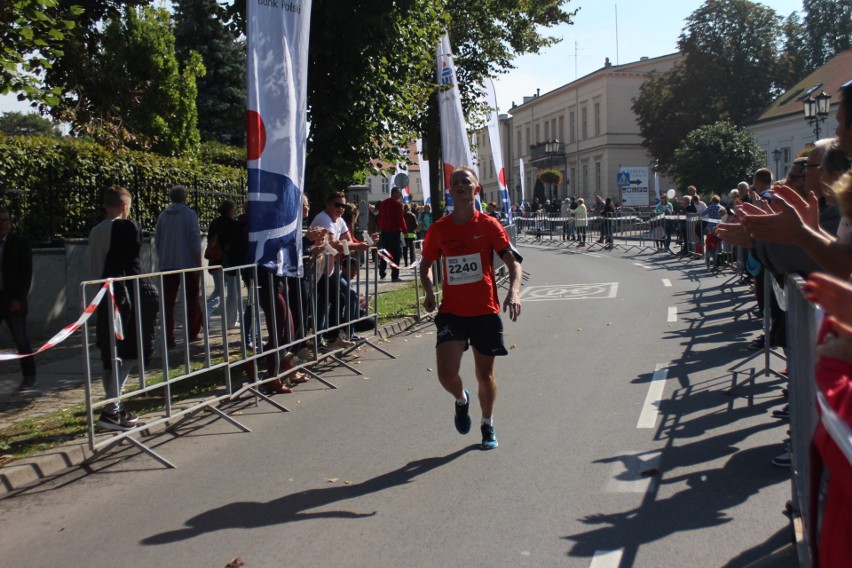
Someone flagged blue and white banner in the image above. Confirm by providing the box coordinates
[437,32,473,215]
[247,0,313,277]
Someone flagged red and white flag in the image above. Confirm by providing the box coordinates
[437,33,473,214]
[483,79,511,223]
[416,138,431,205]
[247,0,313,277]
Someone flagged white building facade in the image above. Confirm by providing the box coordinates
[477,54,683,209]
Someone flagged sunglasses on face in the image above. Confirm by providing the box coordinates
[802,163,822,170]
[333,202,346,209]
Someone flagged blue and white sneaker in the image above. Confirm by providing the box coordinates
[454,390,471,435]
[481,424,498,450]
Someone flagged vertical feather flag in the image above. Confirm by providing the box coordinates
[437,33,473,214]
[483,79,512,223]
[246,0,313,277]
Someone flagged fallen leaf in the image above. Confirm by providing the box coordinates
[327,478,339,483]
[577,328,583,331]
[510,344,517,349]
[344,480,352,485]
[226,558,245,568]
[426,368,433,372]
[58,527,65,532]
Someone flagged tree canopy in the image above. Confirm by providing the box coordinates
[673,121,764,194]
[174,0,246,147]
[0,111,62,137]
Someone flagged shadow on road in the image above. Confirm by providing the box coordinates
[141,445,477,545]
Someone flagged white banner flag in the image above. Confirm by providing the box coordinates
[416,138,431,204]
[437,33,473,214]
[519,158,526,207]
[483,79,511,223]
[247,0,313,277]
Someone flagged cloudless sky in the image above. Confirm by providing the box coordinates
[1,0,806,120]
[492,0,804,113]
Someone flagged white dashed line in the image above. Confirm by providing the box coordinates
[633,262,650,269]
[637,364,669,429]
[667,306,677,322]
[590,549,624,568]
[662,278,672,287]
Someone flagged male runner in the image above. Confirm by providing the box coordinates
[420,166,523,450]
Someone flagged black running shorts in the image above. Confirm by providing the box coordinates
[434,313,508,356]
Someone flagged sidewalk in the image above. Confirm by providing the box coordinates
[0,273,419,491]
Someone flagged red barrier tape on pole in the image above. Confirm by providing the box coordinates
[0,279,123,361]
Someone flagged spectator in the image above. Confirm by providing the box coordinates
[403,203,418,266]
[573,197,588,246]
[602,197,616,248]
[89,186,160,430]
[155,185,203,348]
[310,191,370,349]
[377,187,406,282]
[654,194,674,251]
[205,200,239,328]
[416,203,433,239]
[0,207,36,392]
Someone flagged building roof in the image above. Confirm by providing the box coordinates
[510,52,684,110]
[755,50,852,123]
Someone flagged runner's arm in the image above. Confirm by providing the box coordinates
[500,249,522,321]
[420,258,437,313]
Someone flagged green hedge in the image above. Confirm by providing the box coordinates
[0,135,247,244]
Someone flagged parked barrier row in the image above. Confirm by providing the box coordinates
[79,244,395,468]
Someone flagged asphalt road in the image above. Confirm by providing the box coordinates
[0,244,794,568]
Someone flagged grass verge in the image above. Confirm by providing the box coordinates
[1,287,422,465]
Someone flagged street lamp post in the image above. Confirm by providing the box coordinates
[803,90,832,140]
[772,147,781,180]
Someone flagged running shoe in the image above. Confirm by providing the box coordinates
[454,389,471,435]
[97,411,136,432]
[481,424,498,450]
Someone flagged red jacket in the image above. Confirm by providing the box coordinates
[378,198,406,232]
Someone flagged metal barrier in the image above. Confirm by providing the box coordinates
[785,275,820,566]
[79,244,394,468]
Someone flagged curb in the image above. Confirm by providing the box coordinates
[0,316,423,498]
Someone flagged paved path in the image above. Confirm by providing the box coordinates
[0,245,795,567]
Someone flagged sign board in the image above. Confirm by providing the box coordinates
[617,167,649,206]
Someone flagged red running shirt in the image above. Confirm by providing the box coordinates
[421,211,511,317]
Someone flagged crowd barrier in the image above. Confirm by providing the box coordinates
[79,243,394,468]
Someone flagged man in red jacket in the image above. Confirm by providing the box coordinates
[378,187,407,282]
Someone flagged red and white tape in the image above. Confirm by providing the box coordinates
[0,279,123,361]
[377,249,421,270]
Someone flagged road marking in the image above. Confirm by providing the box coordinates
[667,306,677,322]
[590,549,624,568]
[633,262,649,269]
[637,364,669,429]
[519,283,618,302]
[662,278,672,287]
[604,450,662,493]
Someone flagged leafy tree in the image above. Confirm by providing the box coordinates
[174,0,246,146]
[673,121,763,194]
[226,0,574,209]
[633,0,783,173]
[0,0,83,105]
[777,12,809,88]
[48,6,204,155]
[803,0,852,69]
[0,111,62,137]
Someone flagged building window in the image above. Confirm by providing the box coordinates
[544,121,550,141]
[558,116,564,142]
[581,107,588,139]
[570,167,576,190]
[595,162,601,191]
[582,164,589,193]
[525,127,530,150]
[381,177,389,194]
[534,123,540,144]
[782,147,791,177]
[594,102,601,136]
[569,112,576,143]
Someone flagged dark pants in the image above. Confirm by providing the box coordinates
[379,231,402,280]
[0,292,35,380]
[258,274,295,374]
[162,272,202,345]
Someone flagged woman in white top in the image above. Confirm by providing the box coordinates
[572,198,588,246]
